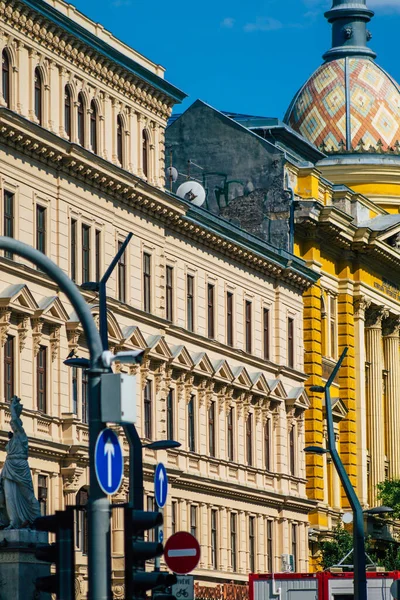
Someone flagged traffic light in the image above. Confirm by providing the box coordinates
[34,506,75,599]
[124,506,177,600]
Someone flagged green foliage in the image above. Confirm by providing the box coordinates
[377,479,400,520]
[319,525,353,569]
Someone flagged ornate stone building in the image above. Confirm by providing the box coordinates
[0,0,318,595]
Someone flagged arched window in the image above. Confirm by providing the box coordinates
[117,114,123,165]
[90,100,98,153]
[34,68,43,124]
[142,129,149,178]
[64,85,72,140]
[77,92,85,146]
[2,50,10,107]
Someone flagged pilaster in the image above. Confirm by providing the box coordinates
[382,315,400,479]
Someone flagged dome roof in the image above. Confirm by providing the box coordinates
[285,58,400,153]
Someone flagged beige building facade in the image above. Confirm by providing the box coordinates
[0,0,318,596]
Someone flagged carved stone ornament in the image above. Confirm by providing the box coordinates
[50,326,61,362]
[185,374,195,404]
[61,466,84,494]
[0,308,11,347]
[366,29,372,41]
[382,315,400,338]
[18,315,29,352]
[197,378,207,407]
[343,26,353,40]
[140,356,150,390]
[365,306,389,329]
[155,363,166,396]
[205,380,215,409]
[31,317,43,356]
[353,296,371,320]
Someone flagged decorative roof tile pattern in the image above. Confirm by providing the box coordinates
[285,58,400,153]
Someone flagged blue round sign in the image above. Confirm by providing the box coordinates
[154,462,168,508]
[95,428,123,495]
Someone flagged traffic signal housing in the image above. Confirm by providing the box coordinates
[34,506,75,599]
[124,506,177,600]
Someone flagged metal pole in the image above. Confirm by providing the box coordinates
[0,237,112,600]
[324,348,367,600]
[123,423,144,510]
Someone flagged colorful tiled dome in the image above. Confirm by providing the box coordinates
[285,58,400,153]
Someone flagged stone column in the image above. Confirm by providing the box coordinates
[353,297,370,506]
[383,316,400,478]
[365,306,388,505]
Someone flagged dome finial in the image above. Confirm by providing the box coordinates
[323,0,376,61]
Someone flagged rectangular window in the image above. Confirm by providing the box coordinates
[4,191,14,259]
[264,418,271,471]
[76,488,89,555]
[166,265,173,321]
[82,370,88,424]
[245,300,252,353]
[4,335,14,402]
[207,284,215,339]
[95,229,101,283]
[117,241,126,303]
[167,388,174,440]
[71,219,77,282]
[36,205,46,254]
[72,366,78,414]
[249,516,256,572]
[208,401,215,457]
[288,317,294,368]
[144,380,152,439]
[263,308,270,360]
[230,513,237,572]
[188,395,195,452]
[190,505,197,538]
[82,224,91,283]
[291,523,298,570]
[227,292,233,346]
[37,346,47,412]
[246,413,253,467]
[171,500,177,535]
[289,426,295,476]
[330,296,337,359]
[227,407,234,462]
[146,496,155,542]
[211,509,218,569]
[143,253,151,313]
[267,520,273,572]
[38,475,48,517]
[187,275,194,332]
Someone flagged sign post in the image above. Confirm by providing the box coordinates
[154,463,168,572]
[164,532,201,575]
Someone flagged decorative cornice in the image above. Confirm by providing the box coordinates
[0,0,183,118]
[0,108,316,291]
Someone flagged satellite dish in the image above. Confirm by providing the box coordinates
[166,166,178,182]
[342,512,353,524]
[177,181,206,207]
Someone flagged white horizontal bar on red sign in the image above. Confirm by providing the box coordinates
[167,549,197,557]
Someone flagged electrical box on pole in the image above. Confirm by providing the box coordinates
[101,372,137,423]
[124,506,177,600]
[34,506,75,599]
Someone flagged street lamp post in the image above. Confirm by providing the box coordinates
[306,347,367,600]
[0,237,111,600]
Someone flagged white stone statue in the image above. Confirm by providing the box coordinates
[0,396,41,529]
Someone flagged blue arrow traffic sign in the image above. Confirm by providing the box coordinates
[95,428,123,495]
[154,462,168,508]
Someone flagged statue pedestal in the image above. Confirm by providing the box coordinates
[0,529,51,599]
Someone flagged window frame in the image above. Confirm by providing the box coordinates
[77,92,85,146]
[226,291,233,346]
[167,388,174,440]
[34,67,43,125]
[249,515,256,572]
[190,505,197,538]
[82,223,91,283]
[166,265,174,322]
[71,218,77,282]
[208,400,216,458]
[245,299,252,353]
[267,520,273,572]
[82,369,89,424]
[37,345,47,413]
[211,508,218,569]
[117,240,126,303]
[230,512,237,572]
[4,190,14,259]
[38,474,48,516]
[117,114,124,166]
[90,100,98,153]
[288,316,295,368]
[264,418,271,471]
[246,412,253,467]
[227,406,234,462]
[64,85,72,140]
[143,252,151,313]
[188,394,196,452]
[4,335,14,403]
[2,49,10,108]
[263,307,270,361]
[144,379,153,440]
[187,274,195,332]
[36,204,46,255]
[207,283,215,339]
[142,129,149,178]
[289,425,296,477]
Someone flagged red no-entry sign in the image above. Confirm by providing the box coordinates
[164,531,201,574]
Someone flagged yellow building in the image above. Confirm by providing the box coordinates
[284,0,400,559]
[0,0,320,595]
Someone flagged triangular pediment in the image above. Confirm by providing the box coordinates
[327,397,348,422]
[170,345,194,370]
[37,296,69,324]
[250,372,271,395]
[123,326,147,349]
[286,387,310,411]
[191,352,214,377]
[0,283,38,314]
[147,335,172,361]
[232,366,253,389]
[268,379,287,399]
[212,359,234,383]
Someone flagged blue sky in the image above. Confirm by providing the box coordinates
[69,0,400,119]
